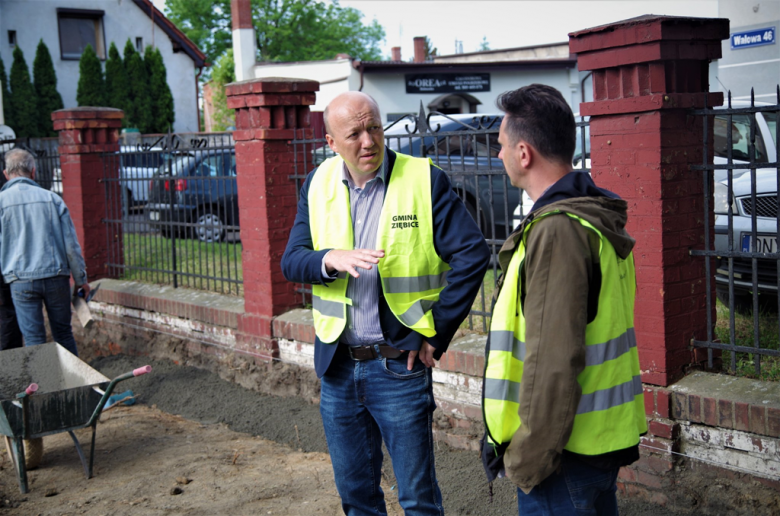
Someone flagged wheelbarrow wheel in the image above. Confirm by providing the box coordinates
[4,436,43,470]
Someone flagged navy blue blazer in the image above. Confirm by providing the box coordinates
[281,148,491,378]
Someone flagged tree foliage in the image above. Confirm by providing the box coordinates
[165,0,385,71]
[478,36,490,52]
[33,40,63,137]
[124,45,153,133]
[76,44,106,107]
[105,42,131,126]
[209,49,235,132]
[0,54,13,130]
[423,36,437,60]
[145,46,175,133]
[9,46,38,137]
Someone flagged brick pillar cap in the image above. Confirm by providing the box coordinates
[52,107,124,122]
[569,14,729,54]
[225,77,320,97]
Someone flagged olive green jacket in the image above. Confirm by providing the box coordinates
[497,196,635,493]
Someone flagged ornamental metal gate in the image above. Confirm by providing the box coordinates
[690,90,780,379]
[102,132,242,295]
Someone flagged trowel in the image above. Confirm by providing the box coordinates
[71,283,100,328]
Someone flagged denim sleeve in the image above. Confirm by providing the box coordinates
[58,199,87,285]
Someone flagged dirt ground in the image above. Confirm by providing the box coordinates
[0,356,730,515]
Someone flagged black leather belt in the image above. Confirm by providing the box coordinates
[345,344,405,361]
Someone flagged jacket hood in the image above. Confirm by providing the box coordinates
[525,172,634,259]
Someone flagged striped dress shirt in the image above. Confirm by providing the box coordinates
[321,156,388,346]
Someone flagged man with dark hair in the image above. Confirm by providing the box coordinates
[282,91,490,515]
[0,148,88,356]
[481,84,647,515]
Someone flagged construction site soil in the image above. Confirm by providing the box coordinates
[0,355,770,515]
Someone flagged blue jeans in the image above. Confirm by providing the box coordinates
[517,454,619,516]
[320,346,443,515]
[10,276,78,356]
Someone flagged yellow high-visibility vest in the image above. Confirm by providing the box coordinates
[483,211,647,456]
[308,154,451,343]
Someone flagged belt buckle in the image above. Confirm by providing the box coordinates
[347,345,377,361]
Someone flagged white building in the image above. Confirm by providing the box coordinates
[0,0,207,133]
[251,39,591,124]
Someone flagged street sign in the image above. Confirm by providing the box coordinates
[731,27,776,50]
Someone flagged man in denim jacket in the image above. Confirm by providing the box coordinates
[0,149,89,356]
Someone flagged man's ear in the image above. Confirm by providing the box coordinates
[30,167,35,180]
[325,134,338,154]
[2,170,7,181]
[516,141,533,170]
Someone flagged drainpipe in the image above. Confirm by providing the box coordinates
[580,71,592,106]
[196,66,204,132]
[356,61,364,91]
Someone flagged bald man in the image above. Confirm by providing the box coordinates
[282,92,489,515]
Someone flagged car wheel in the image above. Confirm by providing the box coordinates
[195,207,226,243]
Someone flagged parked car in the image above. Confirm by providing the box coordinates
[51,146,164,207]
[146,150,238,243]
[714,167,779,312]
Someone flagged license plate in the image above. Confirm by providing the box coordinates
[149,211,160,221]
[741,233,778,253]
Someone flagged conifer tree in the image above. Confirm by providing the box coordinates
[9,46,38,137]
[76,44,106,107]
[123,39,136,65]
[33,40,63,137]
[145,47,174,133]
[0,54,13,130]
[125,51,153,133]
[105,42,130,126]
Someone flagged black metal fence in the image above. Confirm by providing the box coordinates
[291,110,591,332]
[0,137,61,193]
[103,132,242,295]
[690,89,780,378]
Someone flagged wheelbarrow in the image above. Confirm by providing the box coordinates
[0,343,151,493]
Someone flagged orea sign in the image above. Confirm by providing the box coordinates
[405,74,490,94]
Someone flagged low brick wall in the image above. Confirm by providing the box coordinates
[77,280,780,514]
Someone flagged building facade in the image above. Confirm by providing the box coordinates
[251,40,592,123]
[717,0,780,102]
[0,0,207,132]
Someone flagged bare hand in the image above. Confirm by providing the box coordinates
[79,283,91,299]
[325,249,385,279]
[407,341,437,370]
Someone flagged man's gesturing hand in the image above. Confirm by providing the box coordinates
[324,249,385,279]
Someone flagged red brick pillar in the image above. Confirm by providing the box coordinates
[226,78,318,360]
[569,16,729,386]
[52,107,124,281]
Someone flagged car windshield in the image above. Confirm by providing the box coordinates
[157,153,196,176]
[714,114,770,162]
[764,111,777,146]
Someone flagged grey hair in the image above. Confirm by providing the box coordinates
[4,148,35,178]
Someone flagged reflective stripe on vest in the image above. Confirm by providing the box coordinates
[307,153,450,343]
[483,210,647,457]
